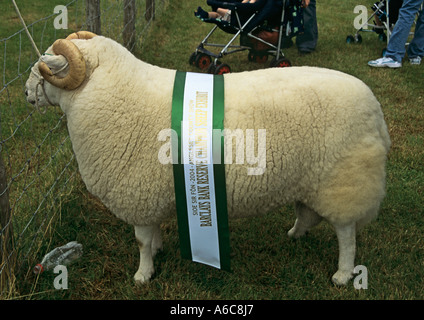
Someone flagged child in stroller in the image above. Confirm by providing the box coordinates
[195,0,256,22]
[190,0,306,74]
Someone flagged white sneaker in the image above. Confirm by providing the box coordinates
[368,57,402,68]
[409,56,422,65]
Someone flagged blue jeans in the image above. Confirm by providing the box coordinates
[296,0,318,52]
[386,0,424,62]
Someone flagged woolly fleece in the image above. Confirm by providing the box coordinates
[55,36,390,229]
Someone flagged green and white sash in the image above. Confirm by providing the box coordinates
[171,71,230,271]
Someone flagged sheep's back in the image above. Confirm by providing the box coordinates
[64,43,389,225]
[222,66,390,218]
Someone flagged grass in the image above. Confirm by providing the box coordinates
[0,0,79,299]
[1,0,423,300]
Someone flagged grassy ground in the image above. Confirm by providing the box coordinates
[2,0,423,299]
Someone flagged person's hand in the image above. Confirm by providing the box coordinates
[302,0,310,8]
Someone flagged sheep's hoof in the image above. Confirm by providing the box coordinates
[287,227,305,239]
[287,221,308,239]
[331,270,353,286]
[134,269,154,286]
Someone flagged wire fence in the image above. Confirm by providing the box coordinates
[0,0,167,297]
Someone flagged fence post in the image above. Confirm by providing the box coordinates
[0,152,15,295]
[86,0,101,35]
[123,0,136,50]
[145,0,155,21]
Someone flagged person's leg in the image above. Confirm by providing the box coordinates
[385,0,424,62]
[296,0,318,53]
[216,8,229,17]
[407,5,424,61]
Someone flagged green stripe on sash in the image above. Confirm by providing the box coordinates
[171,71,192,261]
[212,75,230,271]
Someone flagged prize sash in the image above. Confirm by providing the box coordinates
[171,71,230,271]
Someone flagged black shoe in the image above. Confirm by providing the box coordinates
[194,7,209,20]
[298,48,313,55]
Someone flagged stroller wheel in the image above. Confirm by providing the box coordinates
[214,64,231,75]
[346,34,362,44]
[346,35,355,44]
[195,53,212,70]
[270,57,291,68]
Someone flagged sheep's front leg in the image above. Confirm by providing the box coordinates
[134,225,156,284]
[332,223,356,286]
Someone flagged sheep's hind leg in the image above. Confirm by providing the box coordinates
[331,223,356,286]
[151,224,163,257]
[134,225,155,284]
[288,202,323,239]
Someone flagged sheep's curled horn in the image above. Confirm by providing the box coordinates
[38,31,97,90]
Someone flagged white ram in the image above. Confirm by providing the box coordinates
[25,32,391,286]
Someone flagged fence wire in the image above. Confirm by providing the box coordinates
[0,0,166,297]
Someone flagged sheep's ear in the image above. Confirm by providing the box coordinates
[41,53,68,73]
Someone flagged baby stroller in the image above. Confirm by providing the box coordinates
[346,0,403,46]
[189,0,305,74]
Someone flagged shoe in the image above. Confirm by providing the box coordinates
[409,56,422,65]
[368,57,402,68]
[194,7,208,20]
[298,48,313,55]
